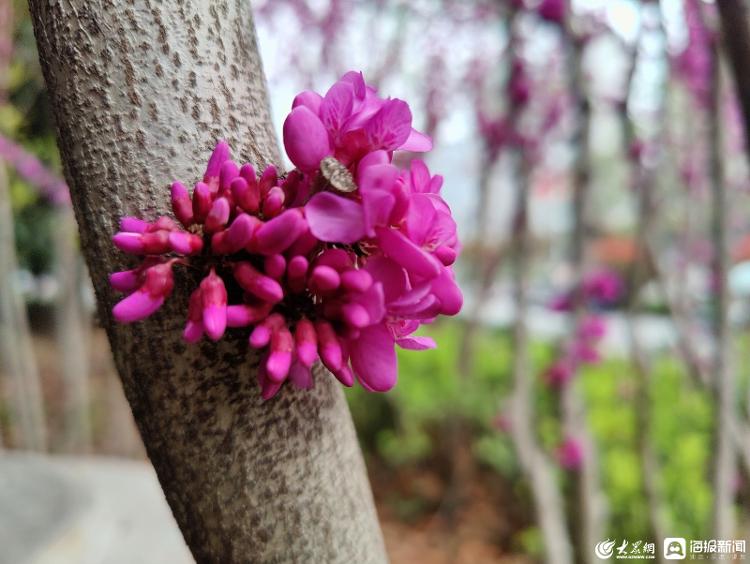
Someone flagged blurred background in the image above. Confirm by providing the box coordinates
[2,0,749,562]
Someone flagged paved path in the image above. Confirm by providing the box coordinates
[0,453,193,564]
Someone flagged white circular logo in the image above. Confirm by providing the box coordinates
[595,539,617,559]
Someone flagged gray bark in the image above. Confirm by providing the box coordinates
[562,16,607,561]
[0,164,48,451]
[508,152,573,564]
[28,1,387,562]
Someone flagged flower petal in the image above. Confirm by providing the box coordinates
[283,106,332,172]
[306,192,365,244]
[112,290,164,323]
[375,226,441,280]
[364,98,412,151]
[320,81,355,136]
[350,324,397,392]
[400,128,433,152]
[396,336,437,350]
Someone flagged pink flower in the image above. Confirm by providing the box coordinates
[283,71,432,172]
[582,269,623,305]
[556,437,584,470]
[676,0,714,108]
[538,0,565,24]
[110,81,461,400]
[550,269,623,311]
[544,359,575,388]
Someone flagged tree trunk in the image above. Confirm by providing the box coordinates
[0,164,48,451]
[28,2,387,562]
[707,40,736,539]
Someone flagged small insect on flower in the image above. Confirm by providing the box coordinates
[320,156,357,193]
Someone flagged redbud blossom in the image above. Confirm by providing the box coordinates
[110,72,463,398]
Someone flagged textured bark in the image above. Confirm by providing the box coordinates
[0,164,48,451]
[508,153,573,564]
[562,17,607,562]
[28,2,387,562]
[621,9,668,559]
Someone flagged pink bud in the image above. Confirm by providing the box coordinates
[294,318,318,367]
[309,265,341,293]
[258,363,283,401]
[342,302,370,328]
[286,228,319,257]
[113,232,145,254]
[142,262,175,296]
[287,255,309,293]
[200,269,227,341]
[283,106,333,172]
[120,217,149,233]
[171,182,194,227]
[212,213,259,254]
[267,326,293,382]
[249,314,284,349]
[239,163,257,185]
[314,248,353,272]
[205,197,230,233]
[233,262,284,303]
[113,290,165,323]
[140,231,171,254]
[341,269,373,293]
[226,303,272,327]
[333,365,354,387]
[435,246,457,266]
[262,186,285,218]
[109,269,141,292]
[149,217,178,232]
[231,176,260,214]
[250,324,272,348]
[168,231,203,255]
[204,140,230,187]
[315,320,343,372]
[258,165,278,198]
[183,288,204,343]
[254,209,307,255]
[264,254,286,280]
[219,160,240,192]
[192,182,213,223]
[113,262,174,323]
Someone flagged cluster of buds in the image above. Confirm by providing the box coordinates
[550,269,623,312]
[544,270,622,388]
[111,71,462,399]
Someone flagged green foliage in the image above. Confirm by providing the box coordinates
[347,319,718,544]
[2,1,62,275]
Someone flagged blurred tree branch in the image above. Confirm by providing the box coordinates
[716,0,750,163]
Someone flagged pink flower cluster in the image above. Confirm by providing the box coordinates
[110,72,462,399]
[0,135,70,206]
[556,436,584,470]
[676,0,714,109]
[550,269,623,312]
[544,270,620,388]
[544,315,607,388]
